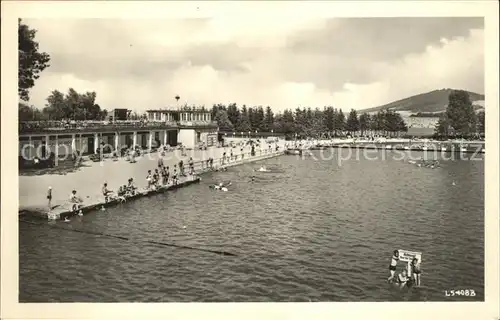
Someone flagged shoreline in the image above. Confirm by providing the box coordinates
[19,148,285,220]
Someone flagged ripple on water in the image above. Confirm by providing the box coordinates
[19,151,484,301]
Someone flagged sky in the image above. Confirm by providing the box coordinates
[24,17,484,113]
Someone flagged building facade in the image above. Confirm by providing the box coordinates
[19,108,219,163]
[145,107,218,149]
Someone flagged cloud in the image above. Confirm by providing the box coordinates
[25,17,484,112]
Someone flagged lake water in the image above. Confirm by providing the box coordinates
[19,149,484,302]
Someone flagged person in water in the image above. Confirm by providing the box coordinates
[411,257,421,287]
[388,250,400,282]
[397,269,409,288]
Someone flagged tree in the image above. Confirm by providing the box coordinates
[43,88,107,120]
[323,106,335,134]
[214,109,234,131]
[434,114,450,137]
[18,19,51,102]
[345,109,360,134]
[254,106,265,132]
[334,108,346,135]
[446,90,477,137]
[226,103,241,130]
[359,113,370,136]
[238,105,251,132]
[263,106,274,132]
[477,111,485,136]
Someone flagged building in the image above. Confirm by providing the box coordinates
[19,107,219,163]
[108,108,129,121]
[145,107,218,149]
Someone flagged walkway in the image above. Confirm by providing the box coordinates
[19,142,285,213]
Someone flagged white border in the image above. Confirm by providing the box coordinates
[2,1,499,320]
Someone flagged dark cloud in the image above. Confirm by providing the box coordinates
[287,18,483,59]
[181,43,262,73]
[281,17,483,90]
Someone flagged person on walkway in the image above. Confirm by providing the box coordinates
[69,190,82,213]
[47,186,52,212]
[157,156,163,169]
[387,250,400,282]
[165,166,170,185]
[172,166,178,185]
[188,157,194,174]
[153,169,160,187]
[127,178,137,195]
[146,170,153,189]
[161,166,168,185]
[179,160,184,176]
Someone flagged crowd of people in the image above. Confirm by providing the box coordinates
[47,139,283,218]
[387,250,422,289]
[19,119,177,133]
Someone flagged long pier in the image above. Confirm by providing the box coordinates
[287,140,485,154]
[19,149,284,221]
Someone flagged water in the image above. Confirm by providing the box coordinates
[19,149,484,302]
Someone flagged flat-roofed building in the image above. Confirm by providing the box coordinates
[18,106,219,165]
[145,106,217,149]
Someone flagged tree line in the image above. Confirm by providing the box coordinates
[211,104,408,138]
[19,88,108,121]
[434,90,485,138]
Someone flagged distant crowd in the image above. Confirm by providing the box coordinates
[19,119,176,133]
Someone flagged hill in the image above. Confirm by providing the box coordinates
[361,89,485,114]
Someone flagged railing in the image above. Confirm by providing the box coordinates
[146,148,283,179]
[177,121,218,127]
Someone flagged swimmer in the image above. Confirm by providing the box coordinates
[387,250,400,282]
[411,257,421,287]
[452,181,456,186]
[397,269,409,288]
[250,176,255,182]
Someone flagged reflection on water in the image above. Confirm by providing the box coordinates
[19,150,484,302]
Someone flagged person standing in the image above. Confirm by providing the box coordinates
[411,257,421,287]
[102,183,113,203]
[146,170,152,189]
[387,250,400,282]
[47,187,52,212]
[69,190,82,213]
[188,157,194,174]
